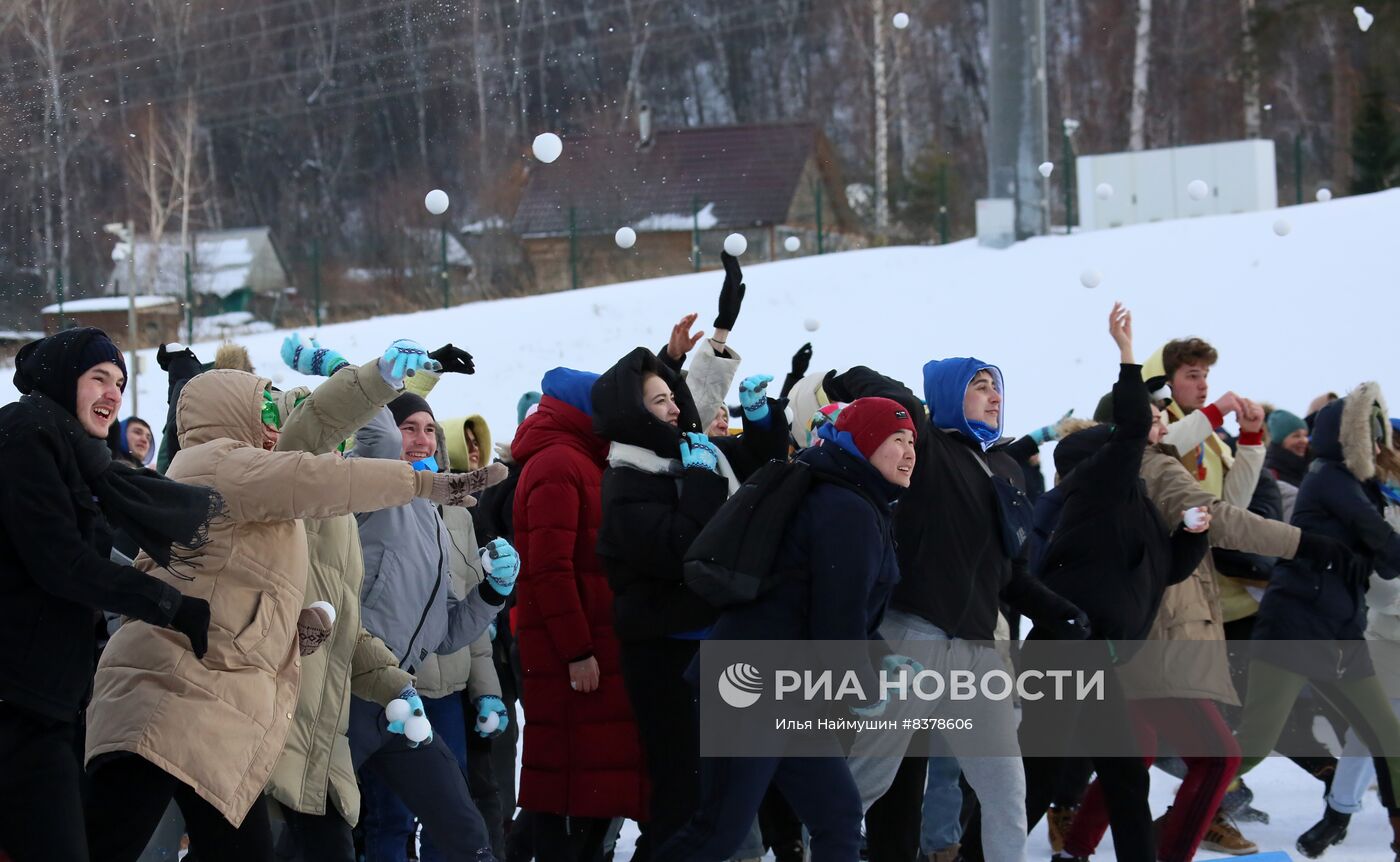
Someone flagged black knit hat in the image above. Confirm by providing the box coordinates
[389,392,434,427]
[13,328,127,417]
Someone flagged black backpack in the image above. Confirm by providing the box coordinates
[683,459,815,607]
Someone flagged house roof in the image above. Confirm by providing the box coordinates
[42,295,178,315]
[109,227,284,298]
[512,121,829,237]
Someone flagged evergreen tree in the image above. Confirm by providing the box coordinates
[1351,80,1400,195]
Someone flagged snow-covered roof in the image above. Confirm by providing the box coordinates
[41,295,177,315]
[108,227,286,298]
[405,228,474,268]
[0,330,44,342]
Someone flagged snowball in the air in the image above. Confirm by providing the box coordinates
[784,236,801,253]
[1095,183,1114,200]
[478,712,501,734]
[532,132,563,164]
[892,12,910,29]
[614,227,637,249]
[424,189,449,215]
[723,233,748,257]
[1080,269,1102,289]
[1038,161,1054,178]
[1355,6,1374,32]
[804,318,821,332]
[1187,179,1210,201]
[1272,218,1292,237]
[309,600,336,626]
[1316,188,1333,203]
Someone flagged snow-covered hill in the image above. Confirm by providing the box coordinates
[7,190,1400,859]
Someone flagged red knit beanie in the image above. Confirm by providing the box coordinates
[835,397,917,460]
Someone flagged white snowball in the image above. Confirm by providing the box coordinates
[385,699,411,724]
[1095,182,1114,200]
[1273,218,1292,237]
[892,12,910,29]
[478,712,501,734]
[723,233,748,256]
[1355,6,1374,32]
[784,236,801,253]
[1038,161,1054,178]
[1187,179,1210,201]
[404,715,432,743]
[309,600,336,626]
[1316,188,1333,202]
[166,341,185,352]
[1080,269,1102,289]
[804,318,821,332]
[531,132,563,164]
[424,189,449,215]
[1184,507,1208,530]
[614,227,637,249]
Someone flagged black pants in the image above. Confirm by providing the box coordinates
[0,703,89,862]
[273,803,357,862]
[618,637,702,853]
[85,752,275,862]
[346,696,493,862]
[466,720,507,858]
[529,813,610,862]
[864,753,926,862]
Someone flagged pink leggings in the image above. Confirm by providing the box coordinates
[1064,698,1241,862]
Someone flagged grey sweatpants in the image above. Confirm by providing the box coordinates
[846,610,1028,862]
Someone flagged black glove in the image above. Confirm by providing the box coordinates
[791,343,813,379]
[1295,531,1356,573]
[157,343,197,373]
[169,595,210,659]
[428,344,475,375]
[1042,609,1091,641]
[714,251,746,331]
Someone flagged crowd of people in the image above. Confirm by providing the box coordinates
[2,251,1399,862]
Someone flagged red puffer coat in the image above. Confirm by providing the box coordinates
[511,395,648,821]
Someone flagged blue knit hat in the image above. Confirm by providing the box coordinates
[1267,409,1306,444]
[517,391,542,424]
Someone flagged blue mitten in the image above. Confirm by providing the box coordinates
[480,538,520,597]
[679,432,720,473]
[281,332,349,377]
[473,695,509,739]
[1029,409,1075,445]
[384,685,434,748]
[739,374,774,424]
[378,339,436,388]
[881,654,925,675]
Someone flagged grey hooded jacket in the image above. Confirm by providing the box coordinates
[351,407,502,673]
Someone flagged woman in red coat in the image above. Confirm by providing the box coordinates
[511,367,648,861]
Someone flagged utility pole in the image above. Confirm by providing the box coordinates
[872,0,890,234]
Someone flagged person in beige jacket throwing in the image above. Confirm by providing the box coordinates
[82,341,490,862]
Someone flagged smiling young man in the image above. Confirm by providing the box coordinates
[0,329,215,862]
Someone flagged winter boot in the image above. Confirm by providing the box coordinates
[1046,805,1077,854]
[1221,779,1269,824]
[772,840,805,862]
[1296,805,1350,858]
[1200,811,1259,856]
[926,843,960,862]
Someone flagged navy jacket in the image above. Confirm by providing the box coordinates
[707,443,903,695]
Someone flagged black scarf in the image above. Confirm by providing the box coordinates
[1266,442,1309,488]
[23,391,224,574]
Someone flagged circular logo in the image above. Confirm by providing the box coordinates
[717,662,764,709]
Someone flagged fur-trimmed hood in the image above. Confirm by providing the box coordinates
[1309,381,1390,482]
[214,343,254,373]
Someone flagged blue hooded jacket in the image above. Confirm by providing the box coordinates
[541,367,599,417]
[922,357,1003,451]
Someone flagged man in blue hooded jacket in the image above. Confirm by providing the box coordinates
[826,359,1087,862]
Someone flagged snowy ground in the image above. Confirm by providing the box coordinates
[9,190,1400,859]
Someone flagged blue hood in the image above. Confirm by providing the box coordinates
[922,357,1003,450]
[541,367,599,417]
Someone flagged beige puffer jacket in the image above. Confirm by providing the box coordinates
[267,360,416,825]
[86,369,435,826]
[1118,445,1300,705]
